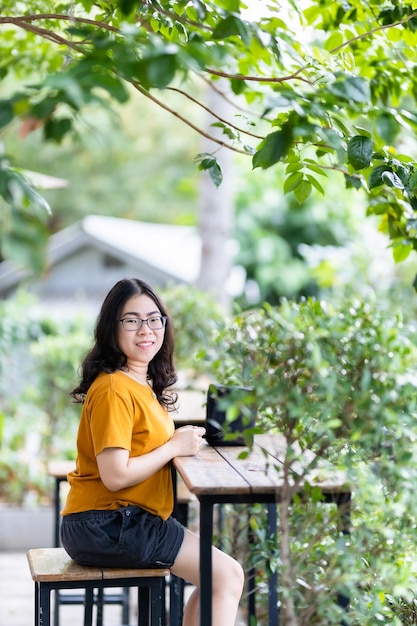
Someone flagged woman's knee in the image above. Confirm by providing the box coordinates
[212,551,245,596]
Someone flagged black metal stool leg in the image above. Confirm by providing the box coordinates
[137,587,150,626]
[53,591,60,626]
[149,579,165,626]
[96,587,104,626]
[34,581,40,626]
[84,587,94,626]
[169,575,184,626]
[39,583,52,626]
[121,587,130,624]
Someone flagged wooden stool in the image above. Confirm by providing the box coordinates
[27,548,169,626]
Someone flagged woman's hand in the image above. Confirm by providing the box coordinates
[97,426,205,491]
[169,425,206,457]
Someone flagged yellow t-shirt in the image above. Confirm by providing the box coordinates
[62,371,175,520]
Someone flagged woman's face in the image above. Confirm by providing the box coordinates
[117,294,165,367]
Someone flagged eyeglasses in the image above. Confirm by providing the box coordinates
[119,316,167,331]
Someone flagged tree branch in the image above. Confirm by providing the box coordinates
[0,16,80,49]
[0,13,119,33]
[330,10,417,54]
[205,66,313,85]
[129,80,252,155]
[200,73,275,122]
[166,85,264,140]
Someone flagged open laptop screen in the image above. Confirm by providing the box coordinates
[205,384,256,446]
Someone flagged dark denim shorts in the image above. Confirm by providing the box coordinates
[61,506,185,569]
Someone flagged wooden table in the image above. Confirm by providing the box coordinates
[173,433,351,626]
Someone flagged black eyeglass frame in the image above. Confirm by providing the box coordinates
[119,316,167,331]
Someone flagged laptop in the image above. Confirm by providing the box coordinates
[205,384,256,446]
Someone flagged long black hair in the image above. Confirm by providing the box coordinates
[70,278,177,410]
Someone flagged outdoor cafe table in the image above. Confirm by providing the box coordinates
[173,433,351,626]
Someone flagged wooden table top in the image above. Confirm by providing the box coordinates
[173,433,349,497]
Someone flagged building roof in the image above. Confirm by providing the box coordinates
[0,215,201,297]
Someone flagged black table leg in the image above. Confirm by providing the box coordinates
[199,498,214,626]
[335,492,351,625]
[267,503,278,626]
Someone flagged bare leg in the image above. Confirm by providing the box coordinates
[171,528,244,626]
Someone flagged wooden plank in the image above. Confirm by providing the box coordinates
[173,443,250,495]
[253,434,349,494]
[101,566,169,579]
[214,434,348,495]
[216,444,284,495]
[28,548,170,583]
[27,548,102,582]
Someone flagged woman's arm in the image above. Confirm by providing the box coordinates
[96,425,205,491]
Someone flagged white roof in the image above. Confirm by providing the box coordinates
[81,215,201,283]
[0,216,202,294]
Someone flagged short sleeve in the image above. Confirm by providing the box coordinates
[88,387,135,456]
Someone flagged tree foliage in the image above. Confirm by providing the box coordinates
[207,296,417,624]
[2,0,417,276]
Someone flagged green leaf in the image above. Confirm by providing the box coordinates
[284,172,303,193]
[306,174,325,195]
[392,242,412,263]
[376,113,401,144]
[369,165,392,190]
[212,16,251,46]
[382,170,404,189]
[196,155,223,187]
[231,78,246,95]
[347,135,374,170]
[1,208,50,274]
[135,55,178,89]
[344,173,363,190]
[5,169,51,216]
[408,171,417,194]
[293,179,312,203]
[31,98,56,119]
[324,31,344,51]
[328,76,370,103]
[44,118,72,142]
[0,100,14,128]
[118,0,137,16]
[252,124,293,170]
[91,73,129,103]
[0,162,52,273]
[304,161,328,177]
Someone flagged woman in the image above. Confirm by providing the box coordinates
[61,278,244,626]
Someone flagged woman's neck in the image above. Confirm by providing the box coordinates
[121,363,148,385]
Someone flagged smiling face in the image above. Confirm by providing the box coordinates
[117,293,166,369]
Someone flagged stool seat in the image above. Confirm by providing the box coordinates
[28,548,169,582]
[27,548,169,626]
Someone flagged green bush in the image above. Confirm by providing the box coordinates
[0,293,91,503]
[206,296,417,625]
